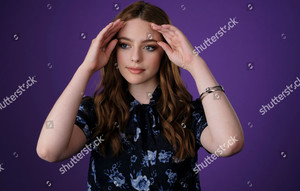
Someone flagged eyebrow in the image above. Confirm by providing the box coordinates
[117,37,158,43]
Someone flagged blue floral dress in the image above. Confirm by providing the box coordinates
[75,85,208,191]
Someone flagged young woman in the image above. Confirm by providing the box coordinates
[36,1,244,190]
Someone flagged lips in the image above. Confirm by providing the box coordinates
[127,67,145,74]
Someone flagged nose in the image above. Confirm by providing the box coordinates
[131,46,141,63]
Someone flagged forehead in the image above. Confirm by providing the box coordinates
[117,18,162,41]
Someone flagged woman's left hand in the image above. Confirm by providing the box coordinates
[151,23,202,71]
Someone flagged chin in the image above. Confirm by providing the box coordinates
[120,71,157,86]
[124,78,146,85]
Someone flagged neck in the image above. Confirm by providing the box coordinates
[129,79,159,104]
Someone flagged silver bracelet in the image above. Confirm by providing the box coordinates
[200,85,225,100]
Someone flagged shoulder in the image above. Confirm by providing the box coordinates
[79,96,95,112]
[81,95,94,106]
[78,96,97,124]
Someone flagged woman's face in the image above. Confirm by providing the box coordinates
[116,18,164,86]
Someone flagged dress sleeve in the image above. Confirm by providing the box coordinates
[189,97,208,151]
[74,96,97,144]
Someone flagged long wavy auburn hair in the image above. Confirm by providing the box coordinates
[90,1,196,161]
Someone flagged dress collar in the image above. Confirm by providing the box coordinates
[126,85,161,109]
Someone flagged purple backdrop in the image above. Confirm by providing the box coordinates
[0,0,299,190]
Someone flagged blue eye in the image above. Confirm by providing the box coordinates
[119,43,129,49]
[145,45,156,52]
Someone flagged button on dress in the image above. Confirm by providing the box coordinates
[75,85,208,191]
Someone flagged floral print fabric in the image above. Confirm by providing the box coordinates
[75,85,208,191]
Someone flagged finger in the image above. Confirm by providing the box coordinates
[157,41,173,57]
[105,22,126,43]
[102,22,125,46]
[96,20,117,40]
[104,39,118,58]
[161,24,180,35]
[161,24,187,43]
[161,24,176,30]
[100,21,121,42]
[102,19,124,40]
[159,32,177,50]
[151,24,174,42]
[99,23,124,50]
[151,23,175,35]
[160,30,175,41]
[90,24,113,50]
[158,27,183,47]
[97,19,123,45]
[156,27,176,37]
[159,24,187,44]
[151,24,176,46]
[150,22,165,30]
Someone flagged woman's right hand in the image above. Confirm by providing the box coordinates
[81,19,125,74]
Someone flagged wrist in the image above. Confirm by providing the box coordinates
[188,57,206,77]
[78,64,95,78]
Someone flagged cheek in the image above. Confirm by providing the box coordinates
[116,50,129,77]
[144,52,163,69]
[116,49,128,66]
